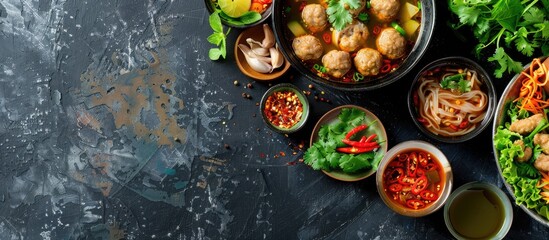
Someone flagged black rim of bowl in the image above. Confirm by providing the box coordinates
[491,56,549,227]
[271,0,436,91]
[407,56,497,143]
[205,0,273,28]
[260,83,309,133]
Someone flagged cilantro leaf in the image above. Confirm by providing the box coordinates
[491,0,523,32]
[440,73,471,92]
[449,0,547,78]
[339,153,373,173]
[523,7,544,24]
[488,47,523,78]
[327,0,361,31]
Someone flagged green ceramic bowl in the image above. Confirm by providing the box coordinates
[260,83,309,134]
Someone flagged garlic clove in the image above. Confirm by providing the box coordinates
[262,24,275,49]
[270,44,284,70]
[238,44,273,74]
[246,38,270,57]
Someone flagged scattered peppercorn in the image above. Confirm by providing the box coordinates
[255,102,259,106]
[308,84,314,89]
[224,144,230,149]
[246,83,253,89]
[233,80,239,86]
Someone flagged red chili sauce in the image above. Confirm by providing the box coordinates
[263,90,303,129]
[382,149,445,210]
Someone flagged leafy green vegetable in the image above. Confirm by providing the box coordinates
[326,0,362,31]
[208,11,231,60]
[219,11,262,26]
[449,0,549,78]
[303,107,382,173]
[439,73,471,92]
[494,101,549,220]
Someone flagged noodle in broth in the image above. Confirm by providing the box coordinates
[416,68,488,137]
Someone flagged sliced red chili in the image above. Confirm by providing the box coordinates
[459,120,469,129]
[388,183,403,192]
[418,152,428,166]
[345,125,368,139]
[449,124,459,131]
[322,32,332,44]
[425,163,437,171]
[380,63,392,73]
[407,152,418,177]
[411,175,428,195]
[406,199,426,209]
[359,136,367,143]
[386,167,404,183]
[417,117,428,124]
[388,160,404,168]
[415,168,425,177]
[398,176,416,186]
[373,25,381,35]
[420,190,438,201]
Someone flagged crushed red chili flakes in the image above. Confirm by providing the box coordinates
[263,90,303,129]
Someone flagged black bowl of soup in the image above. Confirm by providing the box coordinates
[272,0,435,91]
[408,56,496,143]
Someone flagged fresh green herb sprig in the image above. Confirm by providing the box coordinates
[449,0,549,78]
[440,73,471,92]
[327,0,362,31]
[208,11,231,60]
[303,107,383,173]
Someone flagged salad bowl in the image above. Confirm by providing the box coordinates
[492,56,549,227]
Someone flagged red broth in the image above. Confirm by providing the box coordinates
[382,149,445,210]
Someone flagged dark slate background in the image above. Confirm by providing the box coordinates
[0,0,548,239]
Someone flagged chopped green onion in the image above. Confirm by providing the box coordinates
[417,1,421,10]
[358,13,369,22]
[366,1,371,9]
[353,72,364,81]
[391,22,406,36]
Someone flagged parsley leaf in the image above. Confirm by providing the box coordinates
[326,0,361,31]
[488,47,523,78]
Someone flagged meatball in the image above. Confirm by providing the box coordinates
[514,139,532,163]
[322,50,352,78]
[354,48,382,76]
[535,153,549,172]
[292,35,324,61]
[376,28,406,59]
[510,113,544,135]
[334,21,369,52]
[301,4,328,33]
[370,0,401,22]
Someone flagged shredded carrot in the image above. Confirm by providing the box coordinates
[514,58,549,114]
